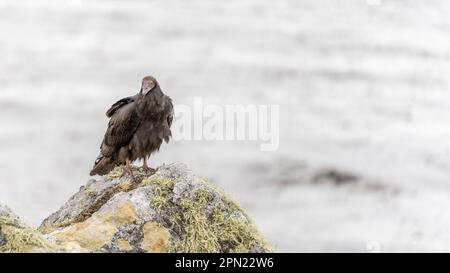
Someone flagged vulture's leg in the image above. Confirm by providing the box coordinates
[143,156,150,172]
[125,159,135,180]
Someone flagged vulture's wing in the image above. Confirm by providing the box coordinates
[91,100,140,176]
[102,101,140,150]
[162,95,174,143]
[106,95,137,118]
[166,96,174,127]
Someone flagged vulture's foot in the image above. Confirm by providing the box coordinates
[142,165,155,173]
[142,156,154,173]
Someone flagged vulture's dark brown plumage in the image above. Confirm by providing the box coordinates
[90,76,174,176]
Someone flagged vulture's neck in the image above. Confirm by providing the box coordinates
[137,86,165,117]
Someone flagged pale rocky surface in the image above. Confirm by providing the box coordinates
[1,163,271,253]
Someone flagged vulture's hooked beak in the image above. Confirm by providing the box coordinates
[142,81,156,95]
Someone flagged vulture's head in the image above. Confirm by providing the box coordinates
[140,76,158,95]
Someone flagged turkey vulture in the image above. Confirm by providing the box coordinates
[90,76,174,177]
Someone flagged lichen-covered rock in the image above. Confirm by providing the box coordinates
[39,163,272,253]
[0,205,57,253]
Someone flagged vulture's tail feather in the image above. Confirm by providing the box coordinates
[89,154,116,176]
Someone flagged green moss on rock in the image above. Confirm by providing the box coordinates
[107,165,152,181]
[142,171,273,253]
[4,163,272,253]
[106,165,126,180]
[0,216,58,253]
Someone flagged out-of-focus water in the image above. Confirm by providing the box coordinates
[2,0,450,252]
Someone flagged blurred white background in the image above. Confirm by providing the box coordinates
[2,0,450,252]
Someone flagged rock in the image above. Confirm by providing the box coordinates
[38,163,272,253]
[0,205,57,253]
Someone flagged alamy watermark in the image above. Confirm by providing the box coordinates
[171,97,280,151]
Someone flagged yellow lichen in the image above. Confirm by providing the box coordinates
[107,165,148,180]
[118,180,133,192]
[107,165,126,180]
[210,203,272,253]
[0,216,58,253]
[141,175,175,189]
[151,195,168,214]
[51,211,117,251]
[85,186,97,197]
[142,175,175,213]
[48,201,141,252]
[115,202,138,226]
[117,239,133,252]
[39,222,58,235]
[141,222,171,253]
[175,195,222,252]
[143,175,273,253]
